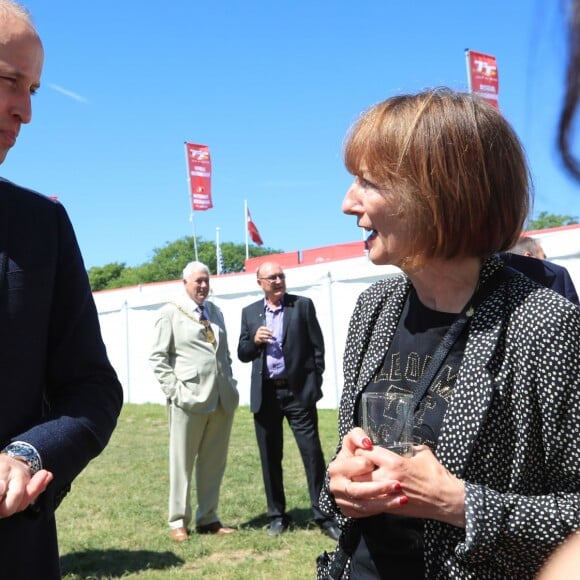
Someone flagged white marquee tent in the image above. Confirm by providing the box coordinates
[94,226,580,409]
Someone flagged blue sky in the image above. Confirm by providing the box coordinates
[3,0,577,270]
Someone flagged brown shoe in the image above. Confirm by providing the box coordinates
[196,521,236,535]
[169,527,188,542]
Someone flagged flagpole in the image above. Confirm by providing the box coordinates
[215,226,221,274]
[184,142,199,261]
[189,212,199,262]
[244,199,249,260]
[464,49,472,93]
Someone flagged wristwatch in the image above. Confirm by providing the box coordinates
[1,442,42,475]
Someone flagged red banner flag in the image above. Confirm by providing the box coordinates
[465,50,499,108]
[247,207,263,245]
[185,142,213,211]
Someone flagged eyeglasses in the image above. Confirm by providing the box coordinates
[258,273,286,282]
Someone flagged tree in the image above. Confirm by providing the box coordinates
[88,262,127,291]
[528,211,578,230]
[87,237,279,291]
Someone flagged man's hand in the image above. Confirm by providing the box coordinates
[0,455,53,518]
[254,325,274,346]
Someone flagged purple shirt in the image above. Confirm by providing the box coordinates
[264,299,286,378]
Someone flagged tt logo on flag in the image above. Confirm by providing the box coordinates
[190,149,209,161]
[473,59,497,77]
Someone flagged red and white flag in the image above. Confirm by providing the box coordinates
[465,50,499,109]
[185,142,213,211]
[247,207,263,246]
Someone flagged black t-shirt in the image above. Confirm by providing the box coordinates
[351,287,468,579]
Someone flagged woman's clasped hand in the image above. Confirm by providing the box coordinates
[329,428,465,527]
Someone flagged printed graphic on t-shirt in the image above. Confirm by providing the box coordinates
[363,290,467,451]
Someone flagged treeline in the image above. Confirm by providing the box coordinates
[87,236,279,291]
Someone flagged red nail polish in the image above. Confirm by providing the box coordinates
[399,496,408,506]
[393,482,402,492]
[361,437,373,450]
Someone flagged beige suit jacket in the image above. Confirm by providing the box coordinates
[149,297,239,414]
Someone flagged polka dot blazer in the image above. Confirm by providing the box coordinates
[318,256,580,579]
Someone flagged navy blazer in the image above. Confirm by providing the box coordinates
[237,293,325,413]
[500,252,579,305]
[0,179,123,579]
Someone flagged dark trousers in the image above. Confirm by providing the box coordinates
[254,385,328,524]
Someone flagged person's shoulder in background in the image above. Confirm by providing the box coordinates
[499,252,579,306]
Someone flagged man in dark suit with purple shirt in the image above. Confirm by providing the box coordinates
[237,261,340,541]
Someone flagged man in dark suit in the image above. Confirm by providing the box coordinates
[501,236,579,305]
[0,3,123,578]
[237,261,339,540]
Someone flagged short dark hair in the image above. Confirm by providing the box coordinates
[344,88,532,268]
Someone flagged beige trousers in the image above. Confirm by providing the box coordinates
[167,401,234,529]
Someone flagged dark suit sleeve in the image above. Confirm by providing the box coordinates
[305,298,325,378]
[15,201,123,509]
[237,305,262,362]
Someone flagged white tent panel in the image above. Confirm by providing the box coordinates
[93,227,580,409]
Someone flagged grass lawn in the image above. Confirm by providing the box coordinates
[57,403,340,579]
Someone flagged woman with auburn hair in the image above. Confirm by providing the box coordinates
[317,89,580,579]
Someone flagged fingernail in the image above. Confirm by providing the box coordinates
[399,496,408,506]
[361,437,373,450]
[393,482,402,492]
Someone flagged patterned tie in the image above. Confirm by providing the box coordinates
[198,306,216,346]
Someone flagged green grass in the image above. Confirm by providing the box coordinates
[57,404,340,579]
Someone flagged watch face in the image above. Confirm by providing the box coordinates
[2,442,42,475]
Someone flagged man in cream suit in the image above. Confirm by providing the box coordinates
[150,261,239,542]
